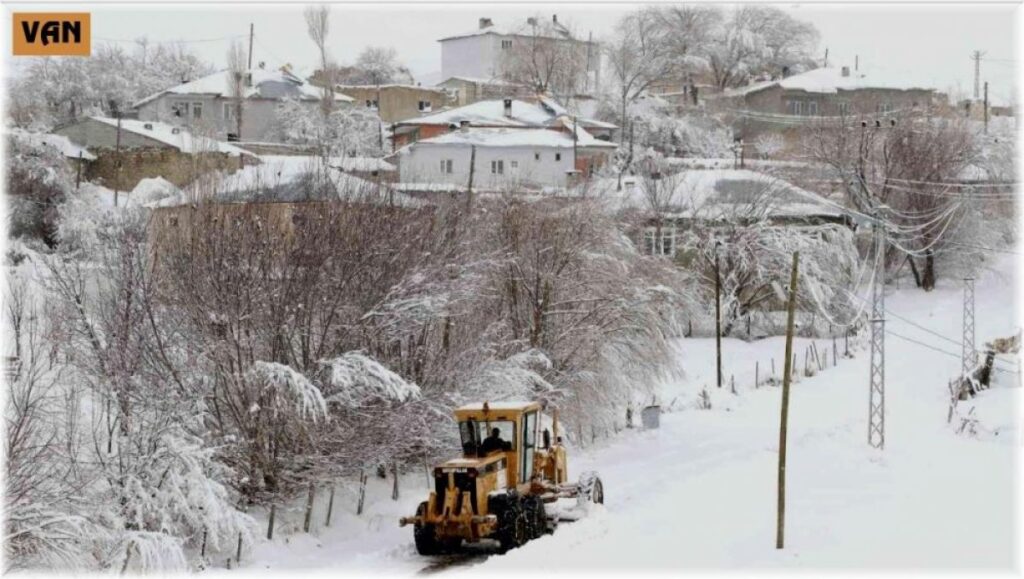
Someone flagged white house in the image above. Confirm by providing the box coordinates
[398,126,616,191]
[438,15,600,96]
[132,67,353,143]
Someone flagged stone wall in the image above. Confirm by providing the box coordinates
[86,148,249,191]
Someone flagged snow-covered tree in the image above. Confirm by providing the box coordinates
[274,99,383,158]
[5,132,73,246]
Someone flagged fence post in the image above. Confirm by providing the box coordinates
[771,358,776,381]
[730,374,736,394]
[357,471,368,515]
[267,504,276,540]
[303,481,316,532]
[391,462,400,501]
[755,361,759,389]
[201,529,208,558]
[325,486,336,527]
[236,531,243,563]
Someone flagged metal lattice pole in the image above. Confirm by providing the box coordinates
[962,277,976,376]
[868,219,886,449]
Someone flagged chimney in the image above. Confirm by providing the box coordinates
[781,66,791,78]
[479,17,492,30]
[459,120,471,132]
[503,98,513,118]
[841,66,850,78]
[552,14,558,23]
[527,17,536,26]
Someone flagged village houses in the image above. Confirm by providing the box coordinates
[132,66,353,143]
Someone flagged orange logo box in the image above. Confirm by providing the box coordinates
[12,13,90,56]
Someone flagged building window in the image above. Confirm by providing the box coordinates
[643,227,676,257]
[534,152,540,161]
[418,100,432,112]
[555,153,562,161]
[786,100,804,116]
[837,101,851,116]
[440,159,453,174]
[501,39,513,50]
[877,102,893,114]
[366,99,379,109]
[171,101,188,118]
[222,103,238,121]
[807,101,818,116]
[510,160,518,169]
[192,102,203,119]
[491,160,504,174]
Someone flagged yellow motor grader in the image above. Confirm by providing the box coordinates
[399,401,604,554]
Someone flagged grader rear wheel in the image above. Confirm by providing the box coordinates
[413,502,443,556]
[523,496,547,539]
[495,495,529,552]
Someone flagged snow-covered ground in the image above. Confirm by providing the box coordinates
[242,256,1019,573]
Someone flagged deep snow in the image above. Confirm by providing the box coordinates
[241,256,1019,574]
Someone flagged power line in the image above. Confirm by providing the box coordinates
[95,34,247,44]
[887,329,1018,375]
[944,241,1023,256]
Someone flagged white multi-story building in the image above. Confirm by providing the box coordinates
[437,15,600,97]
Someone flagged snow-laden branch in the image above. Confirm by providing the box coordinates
[318,351,420,408]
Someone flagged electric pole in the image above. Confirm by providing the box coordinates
[962,277,977,377]
[776,251,799,550]
[867,209,886,449]
[247,23,254,71]
[984,81,989,134]
[972,50,985,101]
[114,111,122,208]
[715,241,723,388]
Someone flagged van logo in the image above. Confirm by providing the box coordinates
[12,13,91,56]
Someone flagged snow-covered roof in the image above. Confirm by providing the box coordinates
[132,68,354,109]
[436,76,519,87]
[89,117,250,156]
[580,169,846,220]
[409,127,615,150]
[330,157,396,172]
[778,67,935,94]
[717,67,937,98]
[335,83,444,92]
[13,130,96,160]
[397,98,615,132]
[438,16,576,43]
[455,401,539,412]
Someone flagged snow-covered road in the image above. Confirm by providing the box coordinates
[246,258,1019,573]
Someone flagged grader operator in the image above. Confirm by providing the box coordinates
[399,401,604,554]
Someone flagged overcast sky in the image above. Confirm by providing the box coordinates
[3,2,1019,105]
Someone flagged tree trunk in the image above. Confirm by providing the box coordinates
[906,255,922,288]
[921,249,936,291]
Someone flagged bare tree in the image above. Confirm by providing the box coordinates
[803,115,979,290]
[304,4,333,116]
[604,11,673,130]
[501,15,590,97]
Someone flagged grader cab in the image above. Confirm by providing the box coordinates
[399,401,604,554]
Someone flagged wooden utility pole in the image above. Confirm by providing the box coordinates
[715,242,723,388]
[247,23,254,70]
[114,112,122,208]
[466,144,476,210]
[573,114,581,169]
[776,251,799,550]
[983,81,989,134]
[75,151,82,190]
